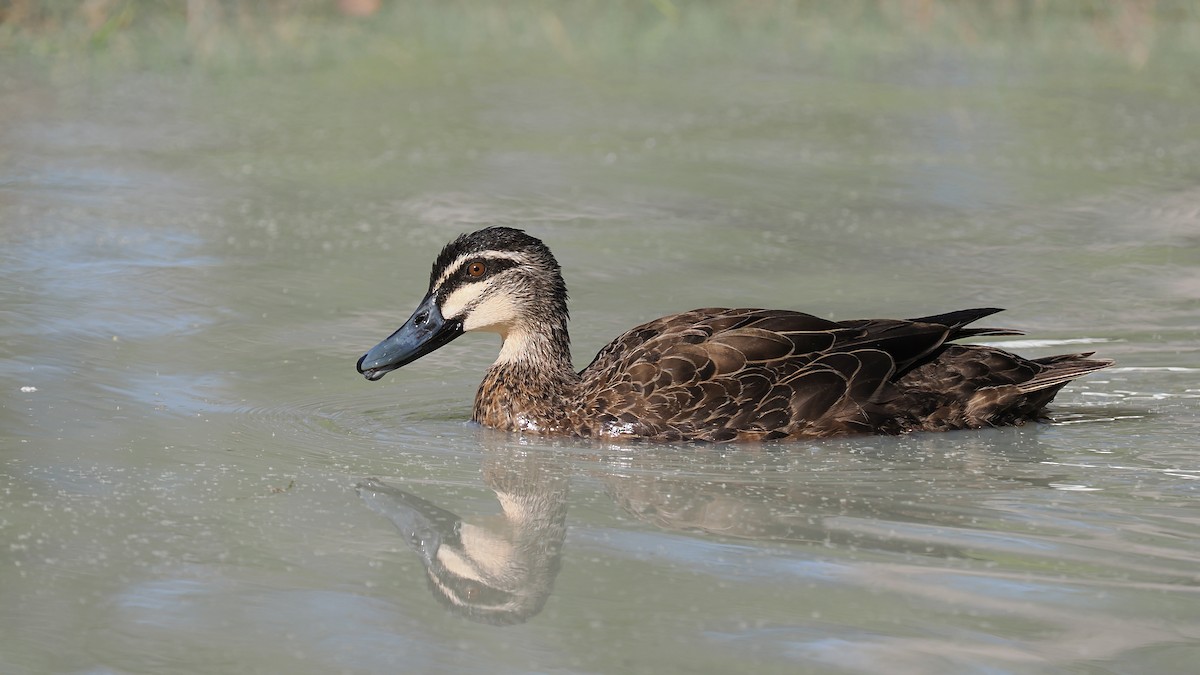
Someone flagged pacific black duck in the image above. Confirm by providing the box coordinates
[356,227,1113,442]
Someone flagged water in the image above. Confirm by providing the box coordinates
[3,8,1200,673]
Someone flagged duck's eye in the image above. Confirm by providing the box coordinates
[467,262,486,278]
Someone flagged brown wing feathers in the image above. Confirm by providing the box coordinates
[581,309,902,439]
[578,307,1112,440]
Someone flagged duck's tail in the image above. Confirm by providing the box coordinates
[1018,352,1116,394]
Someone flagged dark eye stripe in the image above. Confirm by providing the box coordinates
[437,257,520,298]
[461,257,518,279]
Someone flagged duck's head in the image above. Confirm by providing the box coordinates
[357,227,568,381]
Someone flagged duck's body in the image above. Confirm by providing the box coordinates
[357,227,1112,442]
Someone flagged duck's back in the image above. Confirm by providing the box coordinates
[574,307,1111,442]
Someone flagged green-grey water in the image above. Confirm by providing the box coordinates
[3,4,1200,673]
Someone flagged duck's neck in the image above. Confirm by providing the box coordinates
[473,320,580,434]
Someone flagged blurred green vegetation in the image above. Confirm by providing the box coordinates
[2,0,1198,75]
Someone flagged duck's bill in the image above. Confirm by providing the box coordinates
[356,294,463,381]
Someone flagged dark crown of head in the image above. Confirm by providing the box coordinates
[430,227,557,286]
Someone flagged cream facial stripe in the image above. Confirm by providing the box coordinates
[432,250,532,292]
[438,282,491,323]
[462,293,520,334]
[439,278,523,335]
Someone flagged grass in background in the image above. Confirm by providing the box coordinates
[2,0,1198,76]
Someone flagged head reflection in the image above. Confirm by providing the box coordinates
[357,449,569,626]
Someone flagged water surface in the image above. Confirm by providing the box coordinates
[2,7,1200,674]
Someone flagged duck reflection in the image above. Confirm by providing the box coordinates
[356,449,568,626]
[359,427,1073,624]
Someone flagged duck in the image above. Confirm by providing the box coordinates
[356,227,1113,442]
